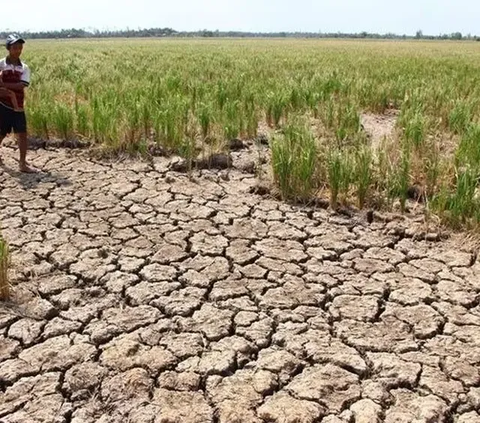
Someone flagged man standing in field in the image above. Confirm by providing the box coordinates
[0,34,37,173]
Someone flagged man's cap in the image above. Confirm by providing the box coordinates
[6,34,25,47]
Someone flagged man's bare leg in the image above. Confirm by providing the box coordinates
[17,132,38,173]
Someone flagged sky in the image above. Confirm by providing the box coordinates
[1,0,478,36]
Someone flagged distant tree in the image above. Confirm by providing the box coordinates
[0,26,477,41]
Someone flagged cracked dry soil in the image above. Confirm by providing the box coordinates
[1,147,480,423]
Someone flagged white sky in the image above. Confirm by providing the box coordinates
[1,0,478,36]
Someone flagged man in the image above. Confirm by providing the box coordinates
[0,34,37,173]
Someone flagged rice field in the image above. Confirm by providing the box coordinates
[22,38,480,228]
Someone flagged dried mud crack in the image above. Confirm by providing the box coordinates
[1,148,480,423]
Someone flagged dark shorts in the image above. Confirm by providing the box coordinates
[0,103,27,136]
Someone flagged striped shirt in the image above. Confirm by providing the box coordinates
[0,57,30,109]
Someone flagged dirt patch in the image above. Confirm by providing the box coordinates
[361,110,399,150]
[0,146,479,422]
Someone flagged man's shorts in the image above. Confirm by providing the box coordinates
[0,103,27,137]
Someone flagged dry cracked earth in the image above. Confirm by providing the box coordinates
[1,145,480,423]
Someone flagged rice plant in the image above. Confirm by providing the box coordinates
[432,167,480,228]
[449,167,479,223]
[271,121,318,202]
[327,148,352,208]
[456,124,480,171]
[266,91,288,128]
[321,99,361,146]
[423,143,441,199]
[75,101,91,137]
[224,100,241,141]
[354,145,373,209]
[53,103,75,141]
[0,235,10,300]
[198,102,214,140]
[403,110,427,149]
[387,144,412,213]
[448,100,474,135]
[19,38,480,229]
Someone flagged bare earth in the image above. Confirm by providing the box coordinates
[360,111,398,151]
[1,146,480,423]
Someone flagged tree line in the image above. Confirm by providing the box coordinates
[0,28,477,41]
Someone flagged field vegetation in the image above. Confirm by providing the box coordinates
[0,232,10,300]
[22,39,480,228]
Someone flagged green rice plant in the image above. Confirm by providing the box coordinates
[141,99,152,140]
[245,106,259,139]
[337,104,361,144]
[319,73,344,99]
[456,124,480,171]
[375,147,389,193]
[430,183,451,222]
[198,102,214,140]
[285,123,318,200]
[289,83,309,112]
[398,147,412,213]
[266,91,287,127]
[397,101,428,150]
[370,87,390,114]
[449,167,478,223]
[215,81,229,110]
[224,100,241,141]
[354,145,373,209]
[327,148,352,208]
[28,105,51,140]
[432,167,479,227]
[271,121,318,201]
[321,99,361,146]
[91,97,119,146]
[155,98,190,152]
[196,102,215,161]
[403,110,427,149]
[423,143,441,198]
[0,235,10,300]
[356,81,390,113]
[124,101,141,146]
[53,103,75,141]
[322,98,336,130]
[75,102,90,137]
[388,144,412,213]
[243,93,258,139]
[178,135,197,177]
[448,100,473,135]
[271,136,294,199]
[308,92,323,118]
[159,108,181,150]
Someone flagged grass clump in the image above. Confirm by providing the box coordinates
[0,234,11,300]
[271,121,318,202]
[353,145,374,209]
